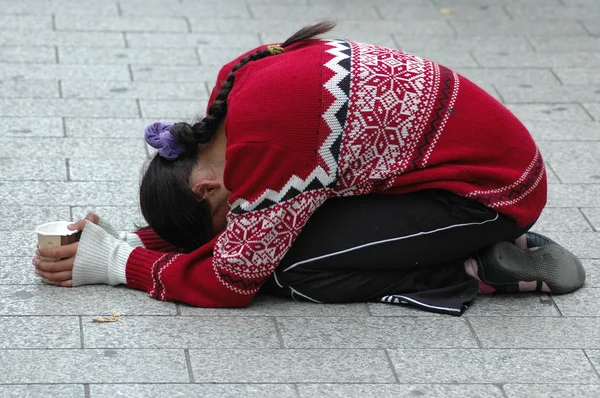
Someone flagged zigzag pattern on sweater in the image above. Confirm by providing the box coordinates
[229,39,351,215]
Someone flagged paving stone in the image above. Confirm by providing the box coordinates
[0,158,66,181]
[126,32,261,49]
[139,100,208,119]
[0,31,124,47]
[0,349,188,383]
[553,69,600,85]
[5,230,62,256]
[0,47,57,63]
[62,80,207,100]
[455,68,560,87]
[506,104,592,121]
[58,47,199,65]
[68,158,147,181]
[505,4,600,19]
[530,37,600,52]
[531,208,592,232]
[2,138,146,159]
[0,385,84,398]
[190,18,448,37]
[0,64,129,81]
[0,316,80,348]
[584,351,600,380]
[0,256,47,285]
[584,103,600,121]
[0,205,70,231]
[131,65,218,82]
[396,37,533,54]
[432,0,562,4]
[120,1,251,17]
[580,259,600,287]
[0,0,118,15]
[65,118,166,138]
[378,4,510,20]
[342,21,453,38]
[545,165,561,184]
[472,51,600,68]
[261,32,398,48]
[0,99,139,117]
[1,117,64,138]
[581,209,600,231]
[197,46,258,66]
[547,184,600,207]
[583,20,600,35]
[0,285,176,315]
[553,288,600,316]
[250,4,380,20]
[0,80,59,98]
[0,181,139,206]
[541,232,600,259]
[0,15,53,30]
[276,316,477,348]
[466,293,561,317]
[297,384,506,398]
[56,15,188,32]
[181,294,371,317]
[498,85,600,104]
[189,349,395,383]
[538,141,600,183]
[504,384,600,398]
[470,317,600,348]
[387,349,598,383]
[84,316,280,349]
[90,384,297,398]
[451,20,587,36]
[71,206,144,231]
[523,121,600,141]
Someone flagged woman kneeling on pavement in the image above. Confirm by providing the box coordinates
[33,21,585,315]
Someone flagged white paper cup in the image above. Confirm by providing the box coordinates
[36,221,81,261]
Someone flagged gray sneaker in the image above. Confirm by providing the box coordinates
[525,231,556,248]
[476,241,586,294]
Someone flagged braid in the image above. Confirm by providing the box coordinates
[171,20,337,153]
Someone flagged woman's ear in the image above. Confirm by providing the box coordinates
[192,180,221,198]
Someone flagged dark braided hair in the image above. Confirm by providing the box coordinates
[139,20,337,252]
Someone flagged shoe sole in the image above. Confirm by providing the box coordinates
[483,242,586,294]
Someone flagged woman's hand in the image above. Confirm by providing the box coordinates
[33,213,100,287]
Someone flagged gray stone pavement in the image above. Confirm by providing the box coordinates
[1,0,599,396]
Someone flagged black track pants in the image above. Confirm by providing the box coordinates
[261,190,531,315]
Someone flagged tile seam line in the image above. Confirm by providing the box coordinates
[0,382,596,385]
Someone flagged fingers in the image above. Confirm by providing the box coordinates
[67,219,87,232]
[34,254,75,273]
[36,268,72,284]
[85,212,100,225]
[46,279,73,287]
[67,212,99,232]
[37,242,79,261]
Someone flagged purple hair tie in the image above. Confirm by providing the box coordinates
[144,122,186,160]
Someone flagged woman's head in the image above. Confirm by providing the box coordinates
[139,20,337,253]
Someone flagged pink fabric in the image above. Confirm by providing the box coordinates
[478,281,496,295]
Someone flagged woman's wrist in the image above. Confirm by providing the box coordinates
[72,221,133,286]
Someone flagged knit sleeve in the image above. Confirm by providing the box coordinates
[123,142,331,307]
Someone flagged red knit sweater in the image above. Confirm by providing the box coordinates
[126,39,546,307]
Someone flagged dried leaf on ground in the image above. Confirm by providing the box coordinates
[91,310,122,323]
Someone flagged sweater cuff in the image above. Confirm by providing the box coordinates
[125,247,166,294]
[72,221,133,286]
[98,218,145,248]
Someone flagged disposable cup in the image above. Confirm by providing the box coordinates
[35,221,81,261]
